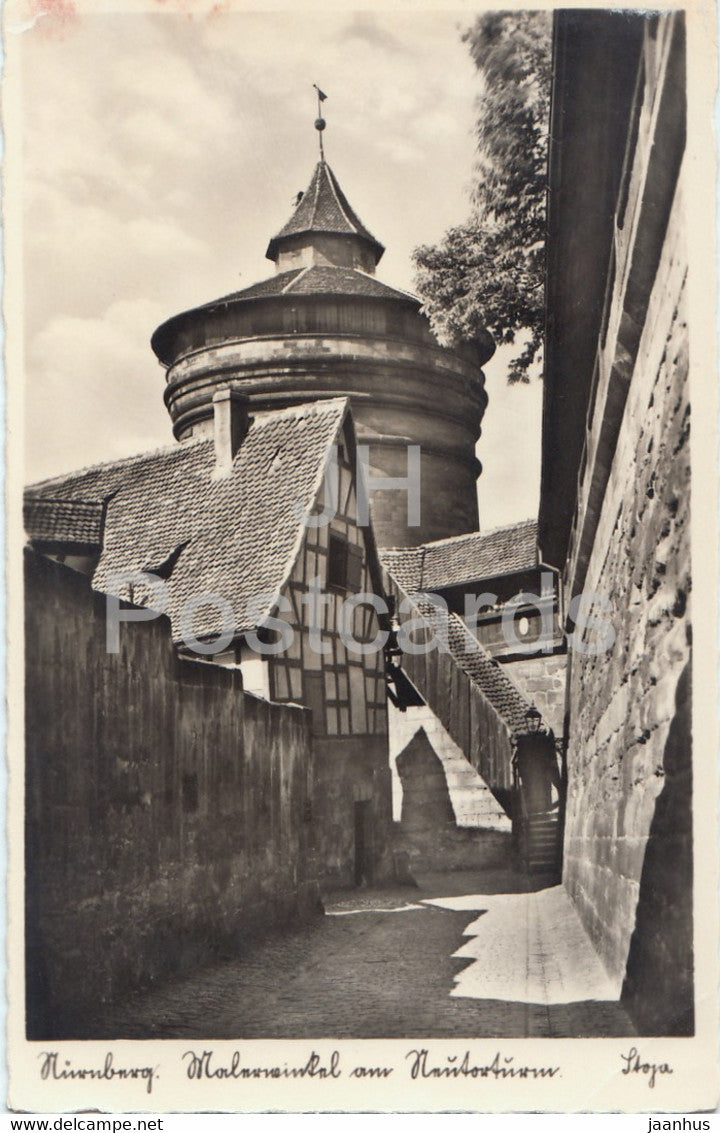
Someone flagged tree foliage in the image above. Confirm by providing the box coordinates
[413,11,552,381]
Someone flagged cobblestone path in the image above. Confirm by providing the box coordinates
[86,870,634,1039]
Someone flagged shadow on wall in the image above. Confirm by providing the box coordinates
[621,662,693,1035]
[394,730,512,873]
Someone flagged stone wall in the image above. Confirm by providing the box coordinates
[398,623,516,811]
[393,728,512,873]
[562,180,691,1034]
[381,575,519,871]
[502,654,567,738]
[25,552,317,1038]
[312,734,393,888]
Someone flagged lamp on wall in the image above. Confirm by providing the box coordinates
[383,609,424,712]
[524,705,542,733]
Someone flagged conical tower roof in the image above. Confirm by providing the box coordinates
[151,144,493,548]
[266,160,385,266]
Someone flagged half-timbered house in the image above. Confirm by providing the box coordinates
[25,395,392,887]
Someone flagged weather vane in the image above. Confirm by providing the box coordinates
[313,83,327,160]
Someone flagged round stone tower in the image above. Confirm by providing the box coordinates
[151,159,494,548]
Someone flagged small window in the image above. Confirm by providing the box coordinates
[182,773,199,814]
[327,533,363,593]
[347,542,364,591]
[328,532,347,589]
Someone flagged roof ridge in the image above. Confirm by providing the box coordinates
[26,494,105,508]
[255,396,350,424]
[448,610,495,661]
[352,267,419,303]
[450,609,534,696]
[29,398,367,649]
[446,612,533,723]
[324,163,359,235]
[281,265,311,294]
[422,518,537,550]
[26,437,211,494]
[27,399,351,494]
[418,545,427,590]
[310,161,323,226]
[255,395,350,632]
[380,545,425,555]
[205,264,417,308]
[300,265,417,300]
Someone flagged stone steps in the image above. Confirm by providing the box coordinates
[524,812,562,872]
[390,705,511,833]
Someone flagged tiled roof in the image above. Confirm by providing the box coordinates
[413,598,532,734]
[266,161,384,264]
[24,497,106,547]
[216,270,304,301]
[446,613,532,734]
[26,399,349,643]
[380,546,424,593]
[211,265,417,307]
[381,519,538,592]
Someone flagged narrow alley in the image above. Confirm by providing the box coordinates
[83,870,634,1040]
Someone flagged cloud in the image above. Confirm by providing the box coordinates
[339,12,405,53]
[477,344,543,530]
[25,299,173,484]
[17,6,542,527]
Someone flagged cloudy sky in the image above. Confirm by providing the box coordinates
[16,0,542,531]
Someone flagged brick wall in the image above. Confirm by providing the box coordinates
[25,552,317,1038]
[562,184,691,1034]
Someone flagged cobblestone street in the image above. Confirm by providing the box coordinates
[85,870,634,1040]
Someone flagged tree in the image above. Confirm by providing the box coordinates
[413,11,552,382]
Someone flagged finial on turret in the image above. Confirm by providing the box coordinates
[313,83,327,159]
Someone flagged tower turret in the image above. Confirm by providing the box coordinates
[151,153,494,548]
[266,160,384,274]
